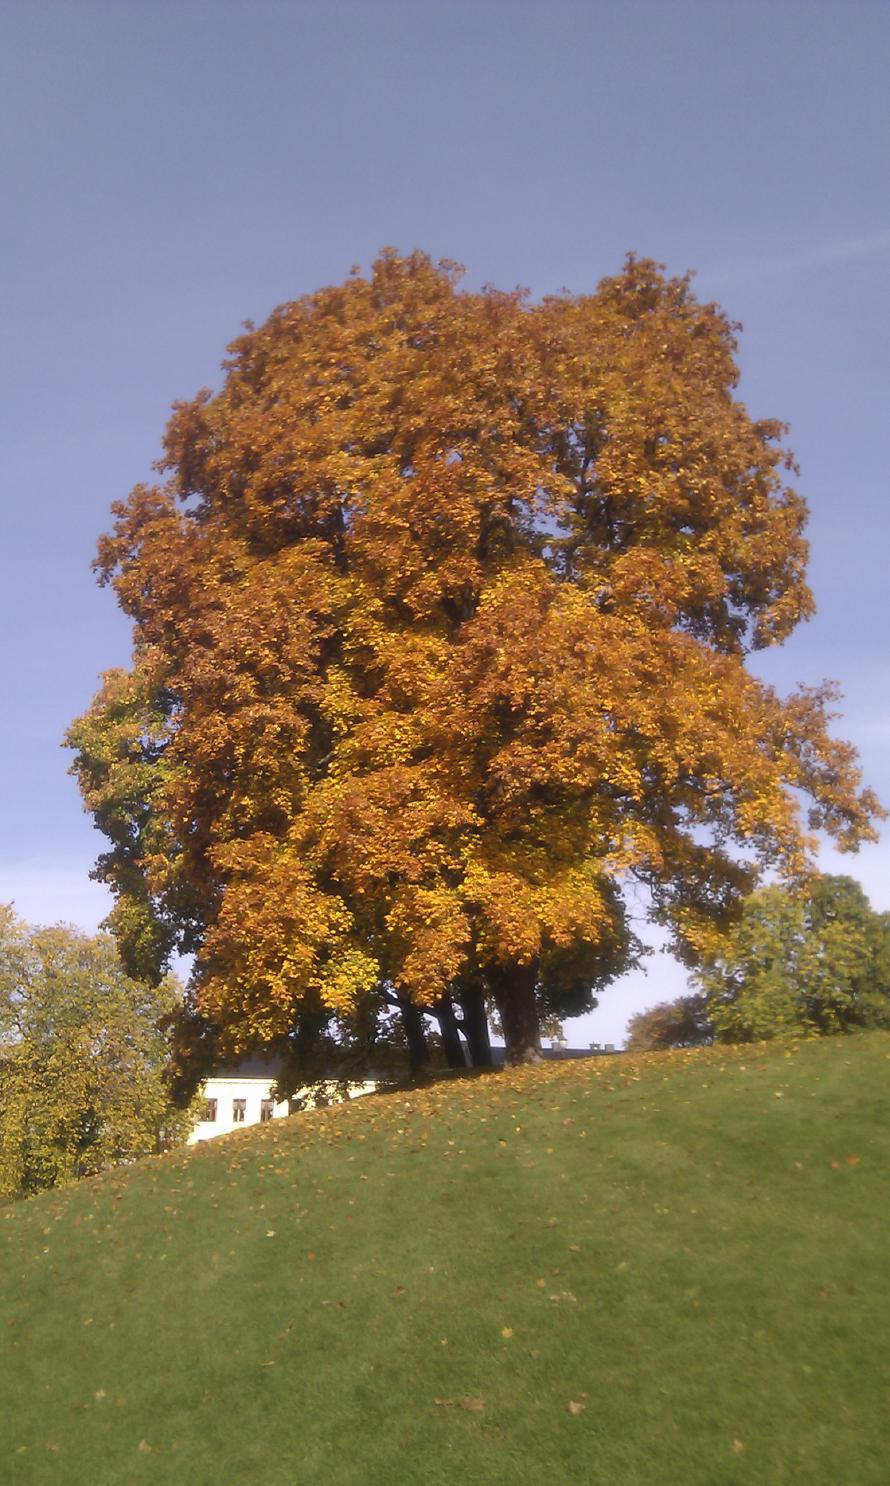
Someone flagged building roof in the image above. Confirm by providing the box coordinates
[207,1054,288,1081]
[208,1044,617,1082]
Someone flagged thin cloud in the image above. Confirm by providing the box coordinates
[0,864,112,932]
[705,228,890,290]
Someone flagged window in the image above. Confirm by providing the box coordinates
[260,1098,275,1123]
[232,1098,246,1123]
[201,1098,217,1123]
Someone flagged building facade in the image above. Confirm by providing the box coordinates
[187,1054,377,1143]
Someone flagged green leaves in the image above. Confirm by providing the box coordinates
[696,876,890,1043]
[0,913,195,1200]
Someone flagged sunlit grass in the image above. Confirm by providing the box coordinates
[2,1033,889,1484]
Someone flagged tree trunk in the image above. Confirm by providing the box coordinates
[288,1008,331,1080]
[433,995,467,1068]
[398,998,431,1074]
[487,960,542,1065]
[458,979,493,1066]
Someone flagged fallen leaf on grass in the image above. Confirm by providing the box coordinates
[500,1327,514,1339]
[567,1400,586,1416]
[731,1439,746,1454]
[137,1440,152,1454]
[434,1397,486,1414]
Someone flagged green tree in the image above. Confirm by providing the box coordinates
[0,909,194,1199]
[68,251,881,1066]
[695,876,890,1042]
[625,994,713,1051]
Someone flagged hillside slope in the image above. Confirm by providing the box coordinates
[2,1034,889,1485]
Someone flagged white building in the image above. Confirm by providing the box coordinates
[188,1053,377,1143]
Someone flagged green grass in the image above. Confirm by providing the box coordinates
[2,1034,889,1484]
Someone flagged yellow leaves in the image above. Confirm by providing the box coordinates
[199,840,382,1030]
[317,665,365,739]
[460,860,542,964]
[316,947,380,1016]
[71,251,882,1063]
[385,882,470,997]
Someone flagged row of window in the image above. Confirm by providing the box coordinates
[201,1097,277,1124]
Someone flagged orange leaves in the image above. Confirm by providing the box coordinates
[69,249,882,1063]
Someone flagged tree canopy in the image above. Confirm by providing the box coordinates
[625,994,713,1052]
[67,250,881,1065]
[695,875,890,1042]
[0,910,193,1198]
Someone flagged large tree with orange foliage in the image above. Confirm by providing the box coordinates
[68,251,881,1066]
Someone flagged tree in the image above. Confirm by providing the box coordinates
[67,251,881,1066]
[695,876,890,1042]
[625,994,713,1052]
[0,909,194,1199]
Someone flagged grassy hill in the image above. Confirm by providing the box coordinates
[2,1034,889,1485]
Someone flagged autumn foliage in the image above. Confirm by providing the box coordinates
[68,251,881,1065]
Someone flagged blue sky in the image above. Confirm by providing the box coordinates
[1,0,887,1044]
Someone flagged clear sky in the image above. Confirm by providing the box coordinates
[1,0,887,1044]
